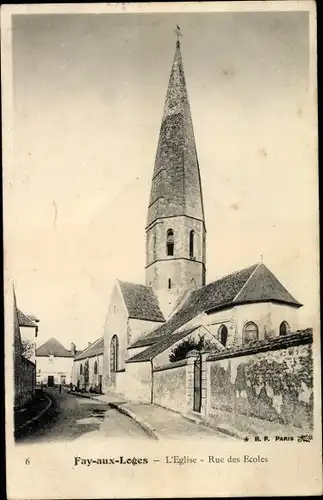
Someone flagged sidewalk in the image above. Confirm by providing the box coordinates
[117,403,231,440]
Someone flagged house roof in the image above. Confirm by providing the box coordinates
[74,337,104,361]
[118,280,165,323]
[130,263,301,349]
[126,326,199,363]
[17,309,38,328]
[36,337,75,358]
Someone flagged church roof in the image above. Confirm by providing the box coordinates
[74,337,104,361]
[126,326,199,363]
[17,308,38,328]
[118,280,165,323]
[146,40,205,228]
[36,337,75,358]
[130,263,301,350]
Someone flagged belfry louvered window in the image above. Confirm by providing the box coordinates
[166,229,174,256]
[189,230,195,259]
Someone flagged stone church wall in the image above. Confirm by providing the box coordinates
[103,283,128,392]
[204,330,313,435]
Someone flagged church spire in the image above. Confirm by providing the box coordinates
[146,36,205,228]
[145,38,206,318]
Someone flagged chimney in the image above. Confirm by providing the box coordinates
[70,342,76,356]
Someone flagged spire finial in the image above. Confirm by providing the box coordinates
[260,254,263,263]
[174,25,183,47]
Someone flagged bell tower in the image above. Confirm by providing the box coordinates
[145,36,206,317]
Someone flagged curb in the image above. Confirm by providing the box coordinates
[67,391,105,402]
[15,394,52,432]
[109,402,159,440]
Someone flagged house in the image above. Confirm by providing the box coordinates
[13,287,37,408]
[72,337,104,392]
[17,308,39,363]
[36,338,79,386]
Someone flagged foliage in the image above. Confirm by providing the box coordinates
[21,337,34,360]
[169,334,214,362]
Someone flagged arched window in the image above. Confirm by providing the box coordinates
[279,321,290,336]
[189,230,195,259]
[243,322,259,344]
[80,363,83,375]
[168,278,172,289]
[218,325,228,347]
[110,335,119,373]
[166,229,174,256]
[94,361,98,375]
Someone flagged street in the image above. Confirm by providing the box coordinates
[15,388,151,443]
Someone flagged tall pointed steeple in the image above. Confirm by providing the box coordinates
[145,39,206,318]
[147,39,205,227]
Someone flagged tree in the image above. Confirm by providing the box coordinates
[21,338,35,360]
[169,334,214,363]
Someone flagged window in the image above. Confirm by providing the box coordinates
[80,364,83,375]
[218,325,228,347]
[94,361,98,375]
[166,229,174,256]
[279,321,290,336]
[189,230,195,259]
[48,355,54,363]
[242,322,259,344]
[110,335,119,373]
[168,278,172,289]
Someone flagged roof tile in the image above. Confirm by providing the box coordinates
[36,337,74,358]
[74,337,104,361]
[118,281,165,322]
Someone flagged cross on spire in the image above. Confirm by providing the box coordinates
[174,25,183,47]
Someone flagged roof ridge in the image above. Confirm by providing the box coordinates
[37,337,66,350]
[75,336,103,359]
[196,263,259,293]
[233,262,261,303]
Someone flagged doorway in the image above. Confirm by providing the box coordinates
[47,376,54,387]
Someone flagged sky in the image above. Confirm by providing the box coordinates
[7,10,318,351]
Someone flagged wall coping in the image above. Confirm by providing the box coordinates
[206,329,313,362]
[153,358,188,372]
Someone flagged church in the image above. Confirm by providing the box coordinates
[91,38,302,404]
